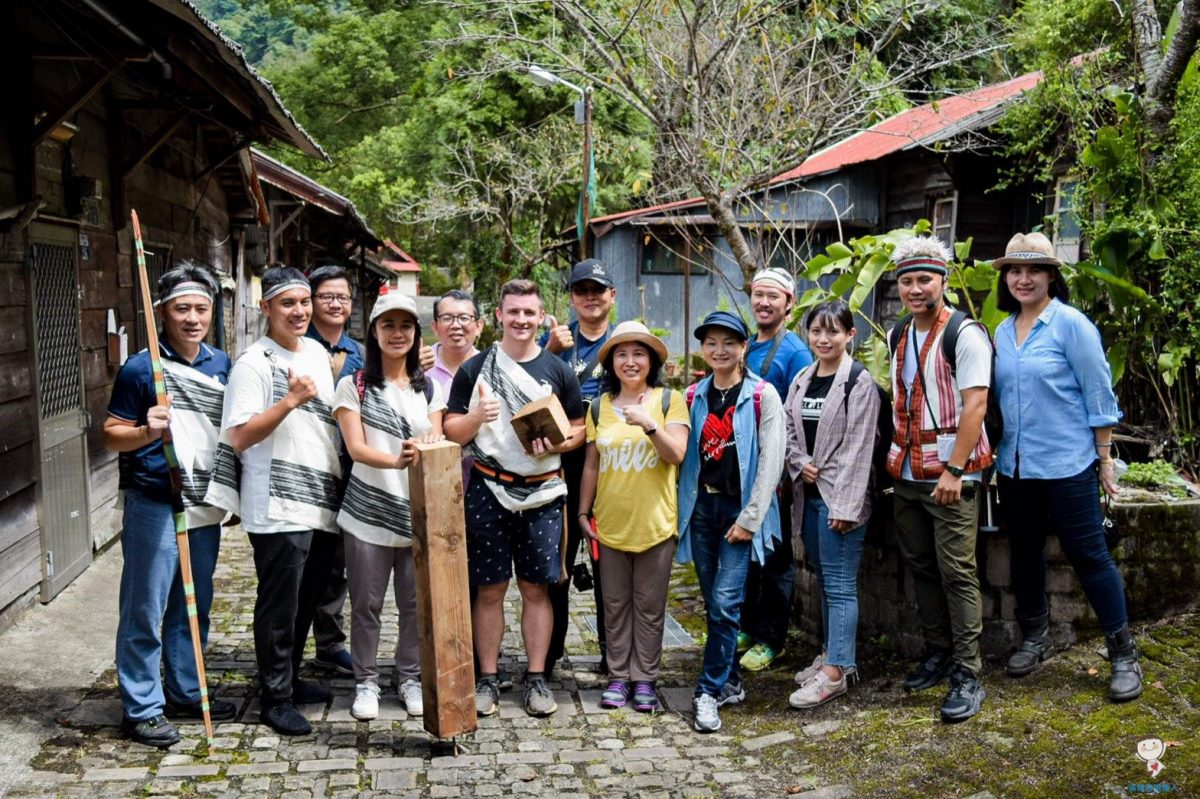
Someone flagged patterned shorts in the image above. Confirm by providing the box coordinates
[466,477,564,586]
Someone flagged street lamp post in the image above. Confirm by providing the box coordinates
[525,65,593,260]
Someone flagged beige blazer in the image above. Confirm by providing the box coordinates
[784,354,880,530]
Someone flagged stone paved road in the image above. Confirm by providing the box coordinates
[2,532,832,799]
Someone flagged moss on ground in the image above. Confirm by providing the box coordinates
[663,558,1200,797]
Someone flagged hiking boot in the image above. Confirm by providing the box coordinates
[475,675,500,717]
[740,643,780,672]
[795,652,826,685]
[292,679,331,705]
[164,697,238,722]
[789,669,848,709]
[121,714,180,748]
[632,681,659,713]
[599,680,631,709]
[1105,625,1144,702]
[352,681,380,721]
[939,666,985,723]
[262,701,311,736]
[692,694,721,733]
[904,649,954,691]
[717,679,746,707]
[313,648,353,676]
[735,632,754,654]
[399,679,424,717]
[523,673,558,717]
[1007,617,1053,678]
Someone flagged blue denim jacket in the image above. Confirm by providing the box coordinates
[677,373,783,567]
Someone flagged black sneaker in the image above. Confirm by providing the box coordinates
[121,714,181,748]
[292,679,331,704]
[262,701,312,736]
[497,665,514,692]
[904,649,954,691]
[716,679,746,707]
[164,697,238,722]
[940,666,985,723]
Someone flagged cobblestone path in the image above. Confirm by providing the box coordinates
[7,533,830,799]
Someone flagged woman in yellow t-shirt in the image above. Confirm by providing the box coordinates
[578,321,689,713]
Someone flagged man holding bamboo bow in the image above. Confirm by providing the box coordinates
[104,264,236,748]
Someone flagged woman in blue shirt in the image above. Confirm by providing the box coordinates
[991,232,1140,702]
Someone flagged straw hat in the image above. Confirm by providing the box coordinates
[597,320,669,363]
[992,232,1063,269]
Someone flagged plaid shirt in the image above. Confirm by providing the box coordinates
[784,356,880,527]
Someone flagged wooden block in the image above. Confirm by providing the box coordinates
[409,440,477,739]
[510,394,570,450]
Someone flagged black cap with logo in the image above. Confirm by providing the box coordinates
[568,258,614,289]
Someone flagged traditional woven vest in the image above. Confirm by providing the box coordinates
[886,307,993,480]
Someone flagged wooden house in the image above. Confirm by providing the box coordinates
[0,1,380,627]
[585,72,1056,358]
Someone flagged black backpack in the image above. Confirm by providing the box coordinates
[843,362,895,496]
[887,309,1003,447]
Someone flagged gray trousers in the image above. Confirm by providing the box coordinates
[343,535,420,685]
[597,536,676,682]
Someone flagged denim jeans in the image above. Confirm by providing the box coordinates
[999,465,1129,634]
[689,491,751,698]
[801,496,866,669]
[116,490,221,721]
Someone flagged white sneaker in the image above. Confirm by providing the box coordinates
[788,669,847,709]
[352,681,380,721]
[399,678,424,717]
[692,694,721,733]
[795,652,825,685]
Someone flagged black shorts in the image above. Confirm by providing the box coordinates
[466,478,564,586]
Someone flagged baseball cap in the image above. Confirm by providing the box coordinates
[694,310,749,342]
[369,285,419,325]
[568,258,614,288]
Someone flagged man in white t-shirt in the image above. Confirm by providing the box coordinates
[885,237,993,725]
[219,266,341,736]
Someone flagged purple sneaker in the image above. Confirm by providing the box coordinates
[632,681,659,712]
[599,680,630,709]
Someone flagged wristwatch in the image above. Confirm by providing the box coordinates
[945,464,965,478]
[645,425,658,436]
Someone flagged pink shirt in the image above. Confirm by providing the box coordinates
[428,343,477,489]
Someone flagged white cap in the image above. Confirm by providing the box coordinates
[369,286,419,324]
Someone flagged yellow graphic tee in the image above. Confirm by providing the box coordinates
[585,388,690,553]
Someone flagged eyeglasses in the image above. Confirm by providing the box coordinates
[315,293,352,304]
[436,313,478,326]
[571,283,610,296]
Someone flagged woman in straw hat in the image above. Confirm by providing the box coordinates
[578,321,689,713]
[991,231,1141,702]
[332,289,446,722]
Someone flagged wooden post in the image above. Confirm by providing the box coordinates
[409,440,477,738]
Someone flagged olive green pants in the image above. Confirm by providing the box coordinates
[892,480,983,676]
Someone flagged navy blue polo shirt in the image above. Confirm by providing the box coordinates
[107,341,231,503]
[306,326,364,383]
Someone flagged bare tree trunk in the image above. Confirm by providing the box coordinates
[1132,0,1200,138]
[705,191,758,290]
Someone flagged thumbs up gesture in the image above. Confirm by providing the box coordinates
[284,367,318,410]
[622,391,655,432]
[543,314,574,354]
[472,381,501,424]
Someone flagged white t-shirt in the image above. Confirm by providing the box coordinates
[900,320,990,483]
[222,335,337,533]
[332,376,446,547]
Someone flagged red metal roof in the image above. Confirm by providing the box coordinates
[381,240,421,272]
[591,71,1043,226]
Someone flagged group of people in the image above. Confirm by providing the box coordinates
[106,230,1140,748]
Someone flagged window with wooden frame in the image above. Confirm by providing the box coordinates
[640,230,699,275]
[931,193,958,247]
[1051,178,1084,263]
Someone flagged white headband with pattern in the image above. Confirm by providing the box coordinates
[261,279,311,302]
[155,281,214,307]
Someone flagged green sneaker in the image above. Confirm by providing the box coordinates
[739,643,780,672]
[735,632,754,654]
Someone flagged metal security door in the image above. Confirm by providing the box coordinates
[29,226,92,601]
